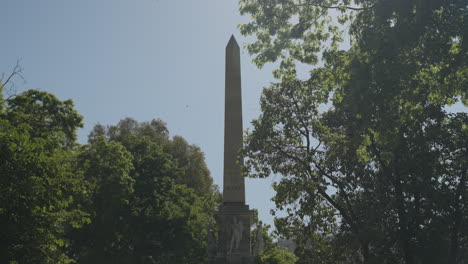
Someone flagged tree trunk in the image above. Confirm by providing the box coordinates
[448,172,466,264]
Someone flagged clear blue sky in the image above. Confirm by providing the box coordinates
[2,0,281,227]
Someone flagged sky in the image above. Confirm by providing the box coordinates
[2,0,282,228]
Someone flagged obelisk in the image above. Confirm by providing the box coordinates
[223,35,245,204]
[206,36,256,264]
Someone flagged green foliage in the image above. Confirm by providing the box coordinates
[257,246,297,264]
[117,134,212,263]
[167,135,213,194]
[0,84,217,263]
[70,136,134,263]
[0,90,87,264]
[70,119,217,263]
[6,90,83,148]
[89,118,213,195]
[253,224,297,264]
[240,0,468,263]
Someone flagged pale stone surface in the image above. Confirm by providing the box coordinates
[253,224,264,256]
[215,204,254,257]
[277,239,297,253]
[223,35,245,204]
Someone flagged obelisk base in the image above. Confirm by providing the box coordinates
[207,255,256,264]
[206,204,256,264]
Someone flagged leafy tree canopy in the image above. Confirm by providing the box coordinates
[70,119,218,263]
[89,118,213,195]
[253,223,297,264]
[0,81,218,263]
[240,0,468,263]
[0,89,87,264]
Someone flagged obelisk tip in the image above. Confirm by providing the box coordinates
[227,35,239,50]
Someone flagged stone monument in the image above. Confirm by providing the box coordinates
[206,35,256,264]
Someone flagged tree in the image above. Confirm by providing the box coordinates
[0,89,88,264]
[252,223,297,264]
[72,119,218,263]
[0,61,24,110]
[166,135,212,194]
[0,68,217,263]
[113,135,213,263]
[69,136,134,263]
[240,0,468,263]
[89,118,213,195]
[257,246,298,264]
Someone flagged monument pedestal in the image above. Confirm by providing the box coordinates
[218,204,255,257]
[207,255,256,264]
[205,204,256,264]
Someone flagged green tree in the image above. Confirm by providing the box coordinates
[69,136,134,263]
[117,135,213,263]
[89,118,213,195]
[240,0,468,263]
[0,89,88,264]
[72,119,218,263]
[258,246,297,264]
[253,224,297,264]
[167,135,212,194]
[0,72,217,263]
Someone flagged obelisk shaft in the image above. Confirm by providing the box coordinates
[223,36,245,204]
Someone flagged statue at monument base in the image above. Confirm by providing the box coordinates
[205,204,256,264]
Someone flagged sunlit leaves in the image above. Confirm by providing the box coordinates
[0,90,87,264]
[239,0,355,68]
[240,0,468,262]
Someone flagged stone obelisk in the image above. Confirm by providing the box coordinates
[223,35,245,204]
[206,35,256,264]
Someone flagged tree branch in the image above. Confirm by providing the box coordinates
[271,140,361,235]
[448,168,467,264]
[1,60,24,104]
[295,0,374,11]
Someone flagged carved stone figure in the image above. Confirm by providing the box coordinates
[229,216,244,255]
[253,224,264,256]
